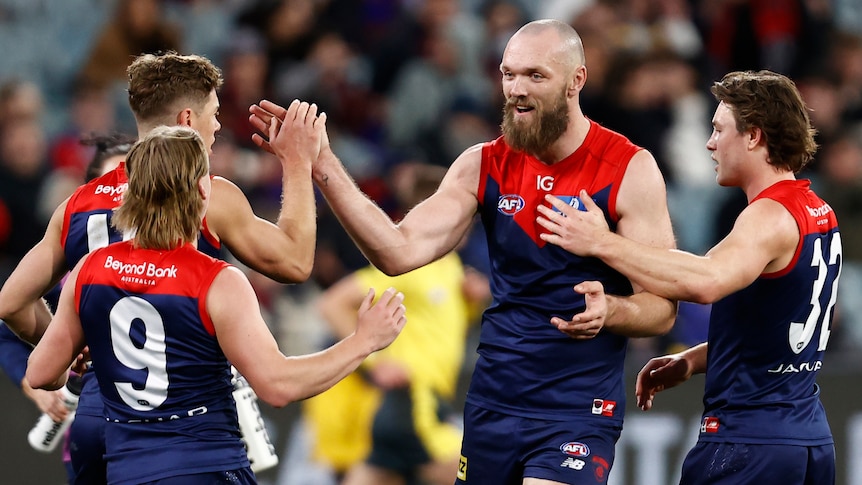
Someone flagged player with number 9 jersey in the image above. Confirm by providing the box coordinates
[61,162,223,483]
[75,240,244,484]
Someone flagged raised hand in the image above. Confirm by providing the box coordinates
[259,99,326,168]
[355,287,407,353]
[248,100,288,154]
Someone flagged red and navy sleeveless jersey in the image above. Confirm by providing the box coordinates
[61,163,222,267]
[75,241,248,483]
[467,121,641,423]
[61,163,222,419]
[701,179,839,445]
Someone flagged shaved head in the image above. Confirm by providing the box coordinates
[512,19,585,72]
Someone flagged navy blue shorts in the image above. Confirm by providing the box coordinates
[457,402,621,484]
[140,467,256,484]
[680,441,835,485]
[69,413,107,485]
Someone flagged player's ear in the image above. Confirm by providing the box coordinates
[197,176,211,202]
[569,65,587,97]
[176,108,194,127]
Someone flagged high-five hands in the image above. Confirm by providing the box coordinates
[248,99,331,160]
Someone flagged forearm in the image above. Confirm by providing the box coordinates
[596,233,721,304]
[0,297,53,345]
[605,291,677,337]
[26,343,72,391]
[276,160,316,279]
[680,342,708,375]
[314,150,416,274]
[265,333,372,407]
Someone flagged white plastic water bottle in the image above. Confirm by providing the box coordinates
[231,367,279,472]
[27,375,83,453]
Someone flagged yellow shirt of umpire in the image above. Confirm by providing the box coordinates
[305,252,478,471]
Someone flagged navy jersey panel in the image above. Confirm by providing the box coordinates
[76,242,233,423]
[62,164,222,419]
[467,122,640,422]
[105,417,248,485]
[61,165,128,266]
[701,180,838,445]
[0,321,31,386]
[73,242,246,482]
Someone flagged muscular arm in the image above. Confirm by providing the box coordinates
[206,176,313,283]
[597,199,795,303]
[207,101,322,284]
[313,146,480,275]
[540,170,797,304]
[209,267,406,408]
[26,259,87,391]
[251,99,479,276]
[0,200,70,344]
[599,150,678,337]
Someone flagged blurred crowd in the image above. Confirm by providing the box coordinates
[3,0,862,360]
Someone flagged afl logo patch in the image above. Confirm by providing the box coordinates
[497,194,524,215]
[560,441,590,457]
[553,195,588,213]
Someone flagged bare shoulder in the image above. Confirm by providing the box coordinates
[722,197,798,273]
[208,266,254,314]
[210,175,243,197]
[442,143,484,193]
[621,149,667,195]
[211,265,250,292]
[737,197,799,244]
[47,196,71,234]
[616,149,674,248]
[205,176,254,229]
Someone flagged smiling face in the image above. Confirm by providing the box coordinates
[499,27,578,156]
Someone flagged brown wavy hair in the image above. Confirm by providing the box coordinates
[113,126,209,249]
[127,52,223,125]
[711,70,818,173]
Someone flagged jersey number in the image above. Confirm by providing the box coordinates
[109,296,169,411]
[788,233,842,354]
[86,213,132,252]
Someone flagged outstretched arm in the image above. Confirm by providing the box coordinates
[250,99,479,276]
[0,200,70,344]
[207,100,322,284]
[636,342,707,410]
[539,190,797,304]
[26,258,88,391]
[209,266,407,407]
